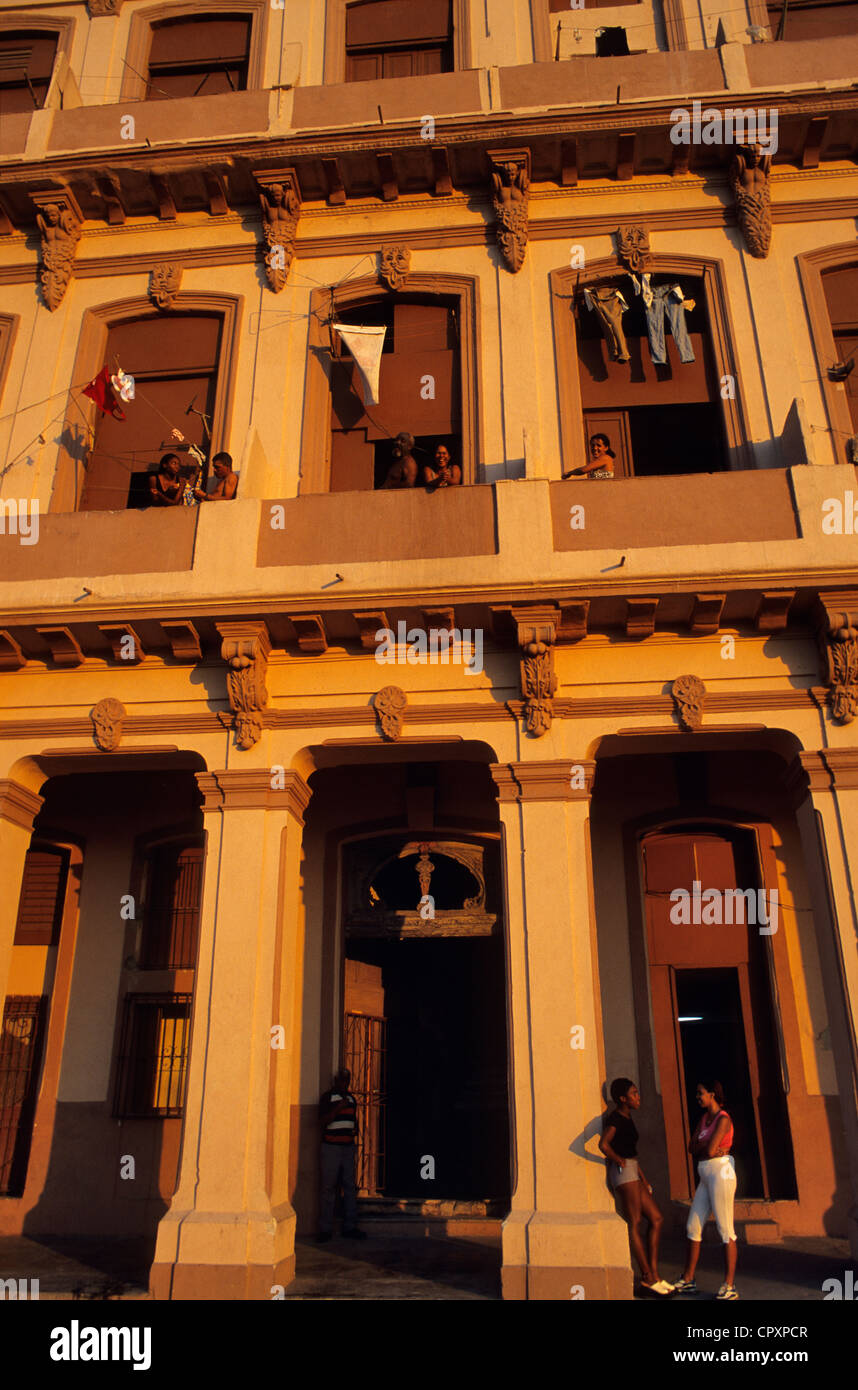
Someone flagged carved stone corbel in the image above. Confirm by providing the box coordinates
[88,0,123,14]
[374,686,407,741]
[488,150,530,273]
[380,244,411,292]
[31,190,82,311]
[616,225,651,274]
[91,697,126,751]
[150,262,182,310]
[815,593,858,724]
[216,621,271,750]
[671,674,706,731]
[254,168,301,293]
[512,607,558,737]
[729,146,772,260]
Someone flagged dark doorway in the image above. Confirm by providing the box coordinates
[676,968,763,1198]
[344,937,509,1202]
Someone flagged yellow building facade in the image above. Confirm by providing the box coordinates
[1,0,858,1300]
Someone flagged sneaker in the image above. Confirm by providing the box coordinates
[671,1278,698,1294]
[342,1228,367,1240]
[716,1284,739,1300]
[640,1278,674,1296]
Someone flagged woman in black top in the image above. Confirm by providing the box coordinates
[599,1077,672,1295]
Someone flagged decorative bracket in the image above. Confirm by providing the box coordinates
[373,685,407,741]
[150,262,183,311]
[254,168,301,293]
[31,189,82,311]
[91,697,126,751]
[216,620,271,749]
[380,243,411,292]
[488,149,530,273]
[616,225,651,274]
[814,592,858,724]
[512,606,558,737]
[671,674,706,731]
[729,146,772,260]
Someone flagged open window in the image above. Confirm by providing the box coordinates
[821,263,858,434]
[145,14,251,99]
[766,0,858,39]
[345,0,453,81]
[0,30,58,116]
[329,295,462,490]
[77,311,228,512]
[574,274,726,477]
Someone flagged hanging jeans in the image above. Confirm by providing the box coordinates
[584,287,630,362]
[644,285,695,365]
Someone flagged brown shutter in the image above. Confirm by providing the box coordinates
[149,17,251,66]
[346,0,452,46]
[13,847,68,947]
[0,31,59,115]
[142,843,203,969]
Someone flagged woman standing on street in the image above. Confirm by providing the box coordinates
[600,1077,673,1296]
[673,1080,739,1300]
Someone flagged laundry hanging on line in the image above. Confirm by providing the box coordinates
[630,275,696,365]
[583,286,631,363]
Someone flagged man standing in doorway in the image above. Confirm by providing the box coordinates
[317,1067,366,1242]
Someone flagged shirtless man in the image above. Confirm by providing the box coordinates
[381,432,418,489]
[194,453,237,501]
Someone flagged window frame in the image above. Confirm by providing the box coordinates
[549,253,752,478]
[302,272,482,493]
[531,0,663,62]
[137,833,205,971]
[324,0,471,85]
[0,15,74,112]
[52,293,242,513]
[120,0,269,103]
[797,243,858,461]
[0,313,19,410]
[112,991,193,1119]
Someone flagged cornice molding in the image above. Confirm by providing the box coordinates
[2,198,858,285]
[0,779,44,830]
[0,686,828,742]
[195,767,311,818]
[797,748,858,793]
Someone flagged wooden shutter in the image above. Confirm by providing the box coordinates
[142,843,203,969]
[13,847,68,947]
[822,266,858,432]
[767,0,858,39]
[346,0,451,46]
[147,16,251,99]
[0,31,59,116]
[80,314,222,512]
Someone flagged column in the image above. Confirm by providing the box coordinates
[0,780,44,1009]
[491,760,633,1300]
[150,767,310,1300]
[789,751,858,1256]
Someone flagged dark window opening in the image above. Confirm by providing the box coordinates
[330,295,462,490]
[822,264,858,434]
[113,994,192,1118]
[140,842,203,970]
[767,0,858,41]
[577,275,728,477]
[0,996,48,1195]
[595,26,630,55]
[345,0,453,82]
[146,15,251,100]
[79,313,222,512]
[0,31,58,117]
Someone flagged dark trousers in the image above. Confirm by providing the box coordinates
[319,1143,358,1234]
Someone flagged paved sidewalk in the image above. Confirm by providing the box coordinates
[0,1229,851,1301]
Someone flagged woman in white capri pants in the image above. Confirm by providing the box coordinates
[672,1080,738,1300]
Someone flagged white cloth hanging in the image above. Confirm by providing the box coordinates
[333,323,387,406]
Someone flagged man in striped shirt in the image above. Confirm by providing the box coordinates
[317,1068,366,1242]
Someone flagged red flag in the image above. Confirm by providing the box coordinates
[82,366,125,420]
